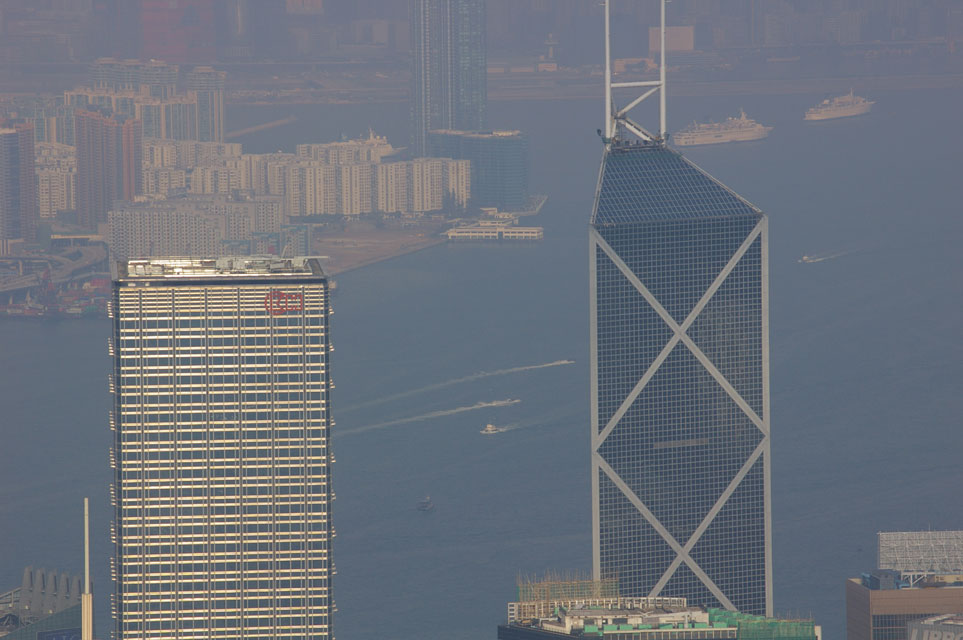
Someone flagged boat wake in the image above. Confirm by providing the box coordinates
[340,360,574,413]
[798,250,852,264]
[336,399,521,437]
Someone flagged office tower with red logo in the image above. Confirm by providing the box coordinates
[110,256,333,640]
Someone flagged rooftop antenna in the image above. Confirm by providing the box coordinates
[82,498,93,640]
[602,0,667,144]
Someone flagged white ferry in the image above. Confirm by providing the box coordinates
[480,424,501,435]
[804,90,873,121]
[672,110,772,146]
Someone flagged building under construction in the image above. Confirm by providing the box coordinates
[501,576,820,640]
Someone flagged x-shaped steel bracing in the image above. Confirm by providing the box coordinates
[590,219,768,609]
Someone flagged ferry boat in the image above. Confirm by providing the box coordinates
[804,90,873,121]
[416,496,434,512]
[672,110,772,146]
[480,424,500,435]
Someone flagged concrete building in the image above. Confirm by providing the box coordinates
[141,167,188,198]
[66,89,198,141]
[846,573,963,640]
[90,58,179,100]
[908,615,963,640]
[35,143,76,219]
[110,256,333,640]
[186,66,227,142]
[75,110,142,229]
[847,531,963,640]
[108,194,282,260]
[296,131,396,165]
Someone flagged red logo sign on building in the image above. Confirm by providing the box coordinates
[264,290,304,315]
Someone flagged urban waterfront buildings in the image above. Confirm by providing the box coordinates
[410,0,488,156]
[110,256,334,640]
[75,110,142,229]
[427,129,528,210]
[108,194,283,260]
[590,1,770,615]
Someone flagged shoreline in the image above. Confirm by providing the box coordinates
[322,235,447,277]
[225,73,963,108]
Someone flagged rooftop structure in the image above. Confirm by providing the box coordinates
[114,256,322,280]
[879,532,963,584]
[499,602,818,640]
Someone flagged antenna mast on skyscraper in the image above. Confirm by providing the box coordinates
[603,0,667,144]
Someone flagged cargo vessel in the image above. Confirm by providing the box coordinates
[673,110,772,146]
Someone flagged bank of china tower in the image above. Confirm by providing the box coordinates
[590,6,772,612]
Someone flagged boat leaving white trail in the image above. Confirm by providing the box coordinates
[336,399,521,437]
[798,250,852,264]
[339,360,574,413]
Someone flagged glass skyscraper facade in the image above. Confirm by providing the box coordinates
[410,0,487,157]
[110,257,333,640]
[427,129,527,210]
[589,140,772,616]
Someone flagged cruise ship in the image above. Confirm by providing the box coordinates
[672,110,772,146]
[804,90,874,121]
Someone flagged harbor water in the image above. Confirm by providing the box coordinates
[1,87,962,639]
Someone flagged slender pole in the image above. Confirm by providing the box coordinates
[659,0,667,138]
[84,497,90,594]
[82,497,93,640]
[604,0,612,139]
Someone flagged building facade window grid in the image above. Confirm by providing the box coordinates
[112,263,332,640]
[590,143,771,616]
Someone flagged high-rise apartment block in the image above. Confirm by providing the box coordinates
[110,256,333,640]
[75,110,142,229]
[410,0,487,156]
[590,139,772,616]
[186,66,227,142]
[35,142,77,219]
[108,194,282,260]
[90,59,179,99]
[0,122,38,244]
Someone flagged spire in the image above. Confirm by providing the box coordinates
[602,0,668,145]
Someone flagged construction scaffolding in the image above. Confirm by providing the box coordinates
[509,575,687,623]
[517,574,619,603]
